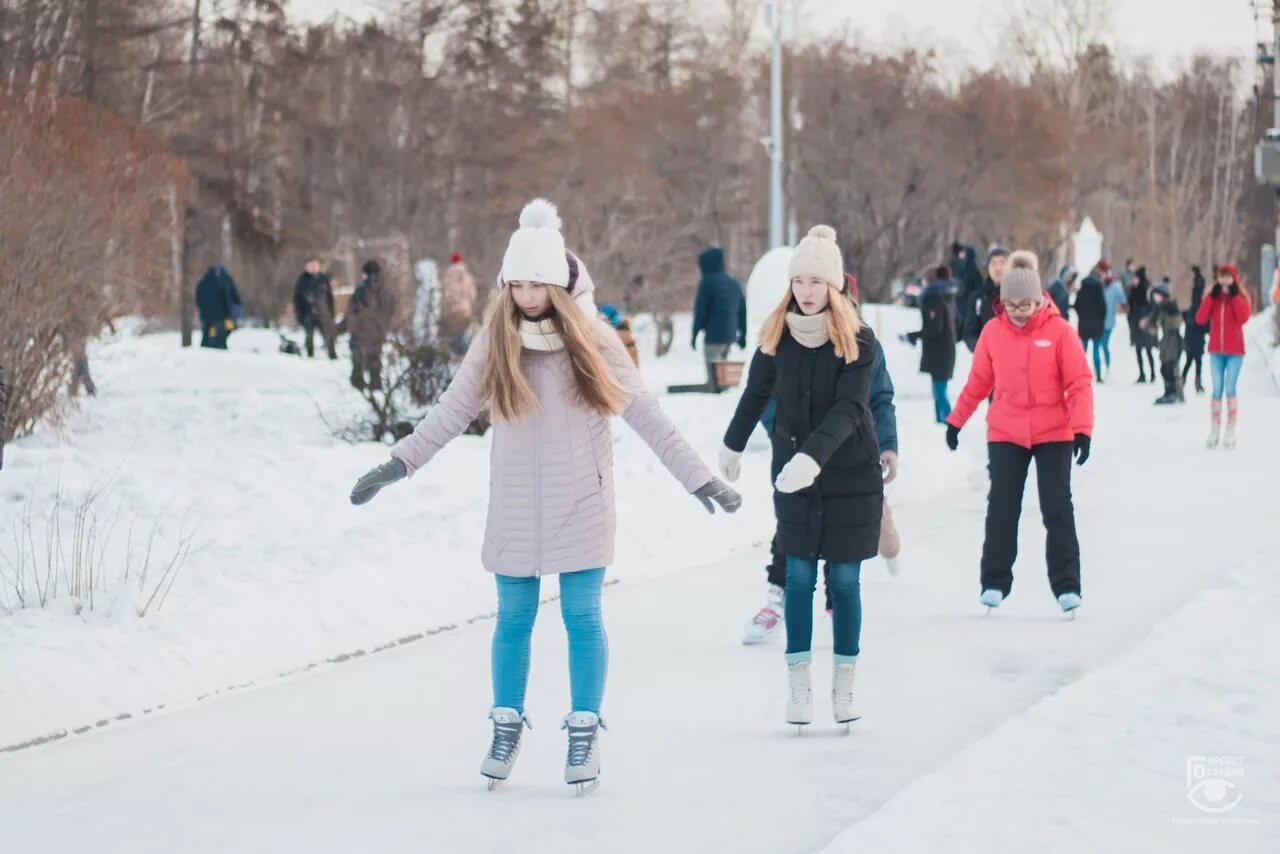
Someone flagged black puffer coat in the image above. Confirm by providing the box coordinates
[724,321,883,563]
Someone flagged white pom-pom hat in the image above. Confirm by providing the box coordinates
[788,224,845,288]
[501,198,570,288]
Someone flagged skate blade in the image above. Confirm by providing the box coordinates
[484,776,506,791]
[572,779,600,797]
[837,716,861,733]
[984,606,995,616]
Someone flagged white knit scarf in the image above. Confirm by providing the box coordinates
[785,311,830,349]
[519,317,564,351]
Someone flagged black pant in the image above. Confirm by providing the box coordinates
[1160,359,1179,398]
[982,442,1081,599]
[1182,353,1202,387]
[304,317,337,359]
[1135,345,1155,381]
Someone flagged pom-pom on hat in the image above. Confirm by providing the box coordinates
[1000,250,1043,302]
[788,224,845,288]
[501,199,570,288]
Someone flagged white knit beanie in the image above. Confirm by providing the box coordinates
[1000,250,1043,302]
[788,225,844,287]
[501,199,570,287]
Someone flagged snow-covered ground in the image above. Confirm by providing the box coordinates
[1,306,1277,853]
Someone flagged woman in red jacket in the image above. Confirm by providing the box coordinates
[944,251,1094,615]
[1195,264,1251,449]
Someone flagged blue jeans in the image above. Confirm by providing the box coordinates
[492,568,608,715]
[784,556,862,662]
[1209,353,1244,400]
[1099,327,1113,370]
[931,380,952,423]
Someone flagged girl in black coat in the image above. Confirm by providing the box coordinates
[906,266,958,422]
[720,225,882,730]
[1128,266,1157,382]
[1182,266,1208,394]
[1074,272,1108,379]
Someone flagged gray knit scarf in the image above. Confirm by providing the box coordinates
[785,311,830,349]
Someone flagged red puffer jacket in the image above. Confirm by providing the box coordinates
[1194,286,1250,356]
[947,300,1094,448]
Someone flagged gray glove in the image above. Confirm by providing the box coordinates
[694,478,742,514]
[350,457,408,505]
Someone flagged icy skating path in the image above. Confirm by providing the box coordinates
[2,312,1278,853]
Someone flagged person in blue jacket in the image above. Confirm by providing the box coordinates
[743,273,899,644]
[691,247,747,389]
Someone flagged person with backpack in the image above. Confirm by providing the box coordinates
[1196,263,1252,449]
[1182,266,1208,395]
[945,251,1094,616]
[349,199,740,792]
[691,247,747,390]
[293,258,337,359]
[721,225,883,730]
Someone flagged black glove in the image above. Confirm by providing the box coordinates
[694,478,742,514]
[1073,433,1091,466]
[945,424,960,451]
[1210,284,1223,299]
[1228,283,1240,297]
[737,336,747,350]
[691,337,699,351]
[350,457,408,505]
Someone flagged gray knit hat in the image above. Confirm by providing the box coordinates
[1000,250,1043,302]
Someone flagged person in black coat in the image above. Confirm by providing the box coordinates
[1182,265,1208,394]
[963,246,1010,352]
[347,260,398,391]
[906,265,958,422]
[1128,265,1156,382]
[718,224,881,727]
[691,247,746,389]
[952,245,983,328]
[293,258,337,359]
[1074,271,1107,379]
[195,265,236,350]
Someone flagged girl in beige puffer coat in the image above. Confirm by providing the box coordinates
[350,199,740,793]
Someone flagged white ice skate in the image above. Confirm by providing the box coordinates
[1057,592,1082,620]
[1206,415,1221,449]
[562,712,604,796]
[1223,420,1237,449]
[786,661,813,731]
[742,585,784,645]
[980,588,1004,614]
[481,707,529,790]
[832,660,860,730]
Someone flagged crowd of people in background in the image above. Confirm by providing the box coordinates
[901,245,1257,450]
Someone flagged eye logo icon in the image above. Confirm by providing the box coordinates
[1186,756,1245,813]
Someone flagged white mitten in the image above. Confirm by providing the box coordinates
[774,453,820,494]
[719,445,743,482]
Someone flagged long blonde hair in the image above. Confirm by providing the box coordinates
[759,283,862,363]
[482,285,628,421]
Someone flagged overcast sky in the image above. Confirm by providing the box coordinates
[289,0,1262,73]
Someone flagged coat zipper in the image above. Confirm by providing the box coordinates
[533,385,542,579]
